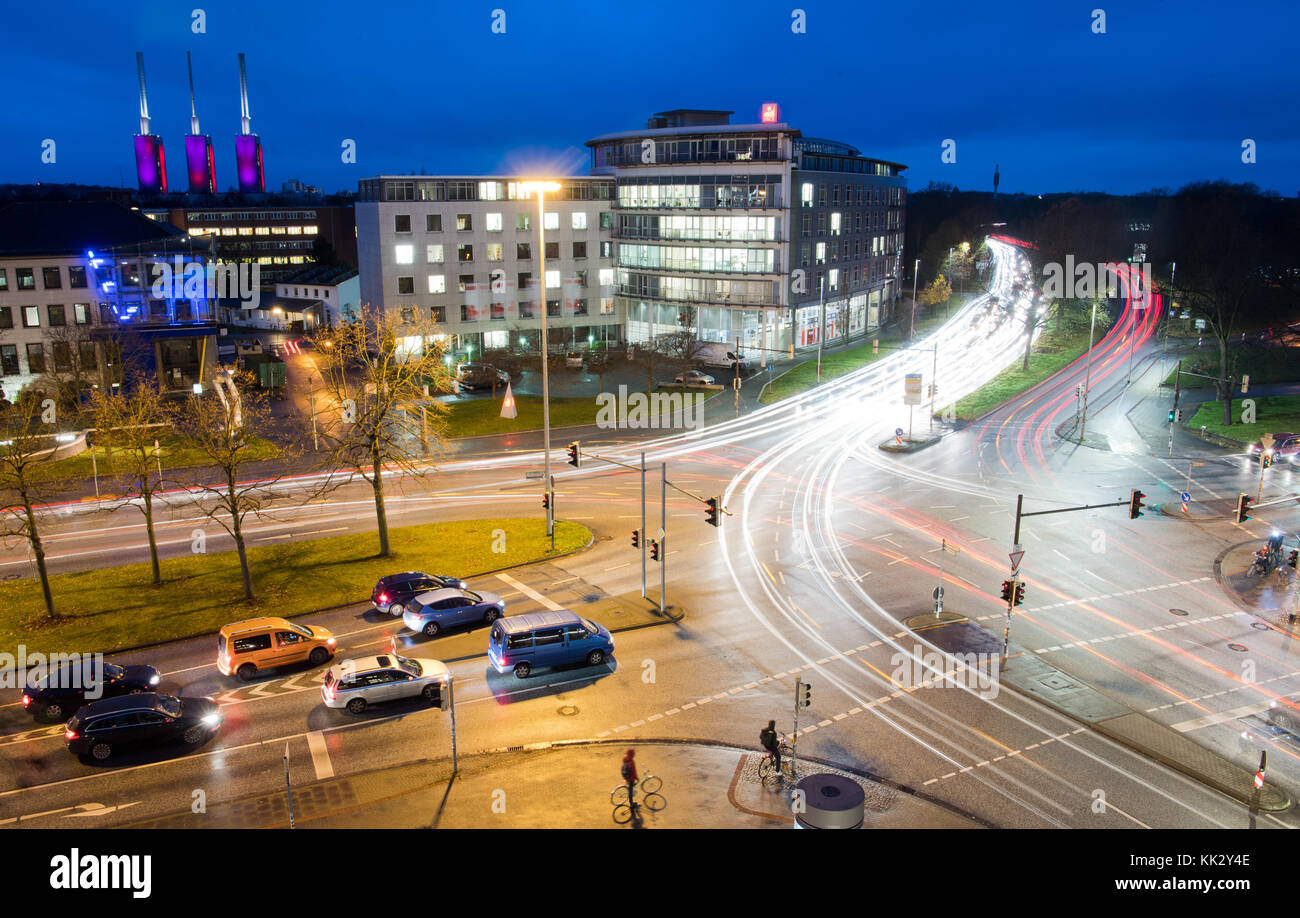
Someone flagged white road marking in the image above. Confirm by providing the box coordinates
[307,731,334,779]
[495,573,564,611]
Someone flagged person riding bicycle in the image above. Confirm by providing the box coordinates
[621,749,638,803]
[760,720,781,773]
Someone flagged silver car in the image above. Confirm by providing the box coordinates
[402,587,505,637]
[674,370,715,386]
[321,653,450,714]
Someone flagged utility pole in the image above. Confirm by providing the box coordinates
[448,677,458,775]
[659,461,666,614]
[283,743,295,829]
[640,451,647,599]
[816,274,825,382]
[1079,298,1099,439]
[928,342,939,431]
[910,259,920,340]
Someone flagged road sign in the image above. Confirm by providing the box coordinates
[894,427,903,445]
[904,373,923,406]
[1180,491,1191,503]
[525,470,544,479]
[933,586,944,600]
[732,377,741,390]
[1195,318,1206,331]
[1009,549,1025,572]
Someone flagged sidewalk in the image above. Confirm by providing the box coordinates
[1217,541,1300,627]
[123,739,986,829]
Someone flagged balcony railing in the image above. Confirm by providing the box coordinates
[617,285,781,308]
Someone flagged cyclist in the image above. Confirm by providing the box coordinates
[760,720,781,773]
[621,749,638,805]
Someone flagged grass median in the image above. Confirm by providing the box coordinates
[1188,395,1300,443]
[1,517,592,655]
[443,395,601,437]
[36,434,279,483]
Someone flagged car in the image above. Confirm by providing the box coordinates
[372,572,468,617]
[674,370,715,387]
[456,363,509,391]
[23,661,161,723]
[1248,433,1300,464]
[321,653,450,714]
[216,617,337,681]
[402,587,505,637]
[64,692,222,761]
[564,351,584,368]
[487,609,615,679]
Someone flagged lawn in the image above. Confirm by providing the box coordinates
[443,395,605,438]
[1187,395,1300,443]
[759,310,952,405]
[2,517,592,655]
[37,434,279,483]
[1162,342,1299,389]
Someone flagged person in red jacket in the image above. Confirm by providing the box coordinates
[620,748,638,804]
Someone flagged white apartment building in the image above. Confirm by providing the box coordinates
[355,176,621,353]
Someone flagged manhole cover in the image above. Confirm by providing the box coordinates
[1038,672,1077,692]
[1227,643,1249,653]
[1169,608,1189,617]
[557,705,579,716]
[1251,622,1271,632]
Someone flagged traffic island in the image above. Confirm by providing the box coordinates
[1215,541,1300,626]
[1158,498,1226,521]
[878,434,942,454]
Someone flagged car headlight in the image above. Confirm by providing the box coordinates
[149,675,160,686]
[202,713,221,727]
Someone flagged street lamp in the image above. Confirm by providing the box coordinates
[520,180,562,548]
[1079,297,1100,439]
[910,259,920,339]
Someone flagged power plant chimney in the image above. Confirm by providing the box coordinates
[133,52,168,193]
[234,52,265,192]
[185,51,217,193]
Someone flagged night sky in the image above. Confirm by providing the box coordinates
[7,0,1296,195]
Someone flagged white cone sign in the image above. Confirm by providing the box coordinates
[500,381,517,419]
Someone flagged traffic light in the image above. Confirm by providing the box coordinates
[1000,580,1014,603]
[1236,493,1253,523]
[1013,582,1025,607]
[872,339,879,354]
[631,529,640,549]
[1128,489,1146,520]
[1167,409,1175,423]
[542,493,550,510]
[567,441,580,468]
[797,680,811,710]
[1262,451,1273,470]
[649,540,660,562]
[1289,550,1298,569]
[705,496,720,527]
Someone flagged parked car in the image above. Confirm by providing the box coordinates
[64,692,221,761]
[674,369,716,387]
[372,572,468,617]
[216,617,336,681]
[487,610,614,679]
[1248,433,1300,463]
[23,661,161,723]
[321,653,450,714]
[565,351,584,368]
[457,363,509,391]
[402,587,505,637]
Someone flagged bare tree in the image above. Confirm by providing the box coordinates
[88,375,172,585]
[173,371,285,601]
[0,393,66,619]
[311,308,453,557]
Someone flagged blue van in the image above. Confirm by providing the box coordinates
[487,610,614,678]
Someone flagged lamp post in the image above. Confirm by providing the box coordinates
[910,258,920,339]
[521,180,561,548]
[1079,297,1100,439]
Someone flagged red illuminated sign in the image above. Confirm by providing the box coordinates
[761,103,778,124]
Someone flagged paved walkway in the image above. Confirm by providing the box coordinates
[124,739,985,829]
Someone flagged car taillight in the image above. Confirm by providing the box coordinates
[21,694,30,707]
[378,592,389,603]
[65,729,78,741]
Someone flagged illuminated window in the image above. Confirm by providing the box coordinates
[545,269,560,289]
[237,227,253,236]
[457,214,472,231]
[572,212,587,230]
[815,242,826,265]
[255,227,270,235]
[830,213,841,235]
[516,213,531,231]
[428,274,445,294]
[427,244,444,264]
[487,243,503,261]
[270,226,286,235]
[302,225,318,235]
[829,269,839,290]
[486,213,503,232]
[395,245,414,265]
[599,268,614,286]
[287,226,302,235]
[544,212,559,231]
[801,183,814,207]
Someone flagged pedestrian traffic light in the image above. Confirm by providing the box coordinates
[1000,580,1014,603]
[542,493,550,510]
[1013,582,1025,607]
[1262,451,1273,470]
[631,529,640,549]
[1236,493,1253,523]
[567,441,580,468]
[797,681,811,710]
[1167,409,1175,423]
[872,339,879,354]
[705,496,720,527]
[649,540,660,562]
[1128,489,1146,519]
[1289,550,1298,569]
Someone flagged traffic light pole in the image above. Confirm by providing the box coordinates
[641,452,647,599]
[792,679,801,781]
[660,461,666,614]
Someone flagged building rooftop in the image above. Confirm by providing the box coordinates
[0,201,198,258]
[277,264,358,286]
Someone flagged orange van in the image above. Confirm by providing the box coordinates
[217,617,337,680]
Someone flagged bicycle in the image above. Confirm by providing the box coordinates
[611,775,666,824]
[758,737,794,790]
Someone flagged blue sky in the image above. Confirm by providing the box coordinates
[7,0,1297,195]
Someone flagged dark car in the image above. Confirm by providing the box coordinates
[1248,433,1300,464]
[23,661,161,723]
[456,363,509,391]
[372,571,468,617]
[64,692,222,761]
